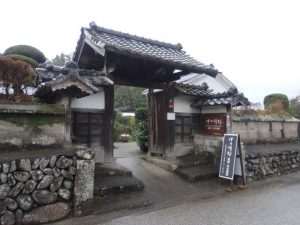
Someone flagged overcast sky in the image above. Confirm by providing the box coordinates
[1,0,299,104]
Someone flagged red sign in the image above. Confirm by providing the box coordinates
[202,114,226,136]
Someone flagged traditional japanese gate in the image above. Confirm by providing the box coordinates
[73,22,218,161]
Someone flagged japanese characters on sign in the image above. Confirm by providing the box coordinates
[202,114,225,136]
[219,134,238,180]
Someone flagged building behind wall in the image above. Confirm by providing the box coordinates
[35,61,114,162]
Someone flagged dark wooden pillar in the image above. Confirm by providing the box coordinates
[148,89,154,154]
[103,85,114,162]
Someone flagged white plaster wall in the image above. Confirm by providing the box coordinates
[71,90,105,110]
[192,75,232,93]
[174,96,200,113]
[232,121,299,144]
[201,105,227,114]
[177,73,235,93]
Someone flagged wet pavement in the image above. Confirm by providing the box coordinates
[51,142,300,225]
[114,142,224,204]
[52,142,226,225]
[99,172,300,225]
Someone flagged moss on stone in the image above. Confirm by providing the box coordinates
[0,114,64,127]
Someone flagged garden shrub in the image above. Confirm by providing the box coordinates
[4,45,46,63]
[113,111,134,142]
[6,54,39,68]
[263,93,289,112]
[134,108,148,152]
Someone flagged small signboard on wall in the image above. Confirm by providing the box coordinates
[219,134,245,181]
[167,112,175,120]
[202,114,225,136]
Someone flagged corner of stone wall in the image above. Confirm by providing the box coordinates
[73,147,95,217]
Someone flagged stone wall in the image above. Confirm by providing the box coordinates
[233,121,299,145]
[245,151,300,182]
[0,147,95,225]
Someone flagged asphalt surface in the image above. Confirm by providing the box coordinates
[100,172,300,225]
[51,142,300,225]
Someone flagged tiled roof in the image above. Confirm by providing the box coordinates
[174,83,249,107]
[75,22,218,76]
[35,61,113,100]
[36,62,113,87]
[233,115,300,122]
[174,82,212,96]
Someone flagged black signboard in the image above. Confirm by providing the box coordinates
[219,134,239,180]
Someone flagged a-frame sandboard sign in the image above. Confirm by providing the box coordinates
[219,134,246,185]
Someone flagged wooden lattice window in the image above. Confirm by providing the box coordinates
[72,112,104,147]
[175,114,201,143]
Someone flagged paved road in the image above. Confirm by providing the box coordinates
[100,172,300,225]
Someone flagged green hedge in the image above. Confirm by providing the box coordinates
[263,93,289,111]
[4,45,46,63]
[6,54,39,68]
[135,108,148,152]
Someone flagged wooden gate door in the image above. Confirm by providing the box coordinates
[148,92,167,155]
[72,112,104,148]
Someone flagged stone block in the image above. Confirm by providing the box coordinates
[23,202,71,225]
[73,159,95,216]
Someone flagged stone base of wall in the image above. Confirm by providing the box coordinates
[245,151,300,182]
[0,146,95,225]
[193,135,223,165]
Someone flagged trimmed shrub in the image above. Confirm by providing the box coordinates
[4,45,46,63]
[6,54,39,67]
[263,93,289,111]
[135,108,148,152]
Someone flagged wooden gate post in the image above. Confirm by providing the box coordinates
[104,85,114,162]
[164,84,175,158]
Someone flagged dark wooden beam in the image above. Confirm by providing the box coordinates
[111,75,167,89]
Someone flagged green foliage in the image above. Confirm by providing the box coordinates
[289,97,300,118]
[4,45,46,64]
[263,93,289,111]
[0,114,64,126]
[134,108,148,152]
[51,53,72,66]
[6,54,39,67]
[114,85,147,109]
[113,111,135,141]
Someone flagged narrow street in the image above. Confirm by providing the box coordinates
[100,172,300,225]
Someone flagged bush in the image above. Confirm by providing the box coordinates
[113,111,135,141]
[0,56,36,98]
[6,54,39,68]
[263,93,289,111]
[134,108,148,152]
[4,45,46,64]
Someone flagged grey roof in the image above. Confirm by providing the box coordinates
[173,83,249,107]
[35,61,113,100]
[174,82,212,96]
[36,61,112,87]
[233,115,300,122]
[74,22,218,76]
